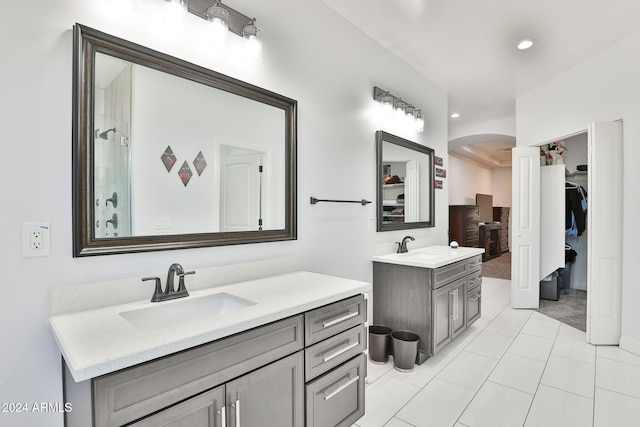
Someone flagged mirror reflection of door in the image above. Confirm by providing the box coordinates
[219,145,266,232]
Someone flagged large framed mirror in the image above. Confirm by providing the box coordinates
[72,24,297,256]
[376,131,435,231]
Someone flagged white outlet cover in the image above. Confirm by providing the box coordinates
[22,222,51,257]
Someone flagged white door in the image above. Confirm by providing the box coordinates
[220,152,263,232]
[511,147,541,308]
[587,121,623,344]
[539,164,565,280]
[404,160,419,222]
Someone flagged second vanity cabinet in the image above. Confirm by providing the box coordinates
[66,294,366,427]
[373,252,482,361]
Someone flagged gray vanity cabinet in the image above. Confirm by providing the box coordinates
[129,385,224,427]
[432,277,467,354]
[373,254,482,361]
[65,294,367,427]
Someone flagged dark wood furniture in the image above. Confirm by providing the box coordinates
[493,207,510,252]
[479,223,502,261]
[449,205,480,247]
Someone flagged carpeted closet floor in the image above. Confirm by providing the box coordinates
[481,251,587,332]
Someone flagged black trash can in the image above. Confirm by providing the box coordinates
[391,330,420,372]
[368,325,392,364]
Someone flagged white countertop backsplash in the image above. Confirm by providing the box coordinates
[50,269,370,383]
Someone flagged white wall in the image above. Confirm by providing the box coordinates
[448,154,494,205]
[492,167,512,208]
[517,29,640,352]
[0,1,448,425]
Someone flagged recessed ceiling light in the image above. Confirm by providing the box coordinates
[517,38,534,50]
[450,113,460,118]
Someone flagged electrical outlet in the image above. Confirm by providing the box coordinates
[22,222,51,257]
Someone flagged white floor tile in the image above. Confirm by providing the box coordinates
[525,384,593,427]
[551,333,596,364]
[521,317,561,339]
[507,332,555,362]
[464,330,515,359]
[484,315,528,338]
[436,350,498,390]
[596,357,640,399]
[459,381,533,427]
[597,345,640,366]
[438,327,482,358]
[386,353,452,388]
[395,378,476,427]
[366,358,394,385]
[382,417,413,427]
[557,322,586,339]
[488,353,546,394]
[498,306,534,321]
[356,374,420,427]
[594,387,640,427]
[541,354,595,398]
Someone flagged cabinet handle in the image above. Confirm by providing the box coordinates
[217,406,226,427]
[322,341,359,362]
[234,399,240,427]
[322,311,358,328]
[470,292,481,302]
[323,375,360,401]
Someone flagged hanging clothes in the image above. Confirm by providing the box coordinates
[566,182,587,236]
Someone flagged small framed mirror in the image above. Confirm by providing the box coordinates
[376,131,435,231]
[72,24,297,256]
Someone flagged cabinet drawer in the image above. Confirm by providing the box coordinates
[467,284,482,326]
[305,354,365,427]
[305,295,366,345]
[93,315,304,427]
[468,269,482,290]
[432,260,468,289]
[305,324,366,381]
[467,255,482,273]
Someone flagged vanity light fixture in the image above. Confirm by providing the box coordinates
[373,86,425,133]
[516,38,535,50]
[188,0,262,55]
[206,1,230,42]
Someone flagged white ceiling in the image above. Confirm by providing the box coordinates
[320,0,640,167]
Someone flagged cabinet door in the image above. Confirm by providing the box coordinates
[432,285,452,354]
[131,386,224,427]
[226,352,304,427]
[451,278,467,338]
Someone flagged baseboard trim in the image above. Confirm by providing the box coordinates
[619,336,640,358]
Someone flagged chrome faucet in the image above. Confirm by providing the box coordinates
[396,235,415,253]
[142,263,195,302]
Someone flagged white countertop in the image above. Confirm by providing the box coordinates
[372,245,484,269]
[50,271,371,383]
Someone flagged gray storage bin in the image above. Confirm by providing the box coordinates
[540,270,563,301]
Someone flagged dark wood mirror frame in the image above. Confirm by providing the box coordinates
[72,24,297,256]
[376,130,435,232]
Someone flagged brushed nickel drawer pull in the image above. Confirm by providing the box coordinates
[323,375,360,401]
[322,341,359,362]
[322,311,358,328]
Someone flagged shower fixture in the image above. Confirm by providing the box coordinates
[96,128,116,140]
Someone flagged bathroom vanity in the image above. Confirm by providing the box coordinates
[372,246,484,362]
[50,271,370,427]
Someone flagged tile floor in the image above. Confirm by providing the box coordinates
[355,277,640,427]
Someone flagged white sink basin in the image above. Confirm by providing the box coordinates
[403,252,442,261]
[120,292,257,329]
